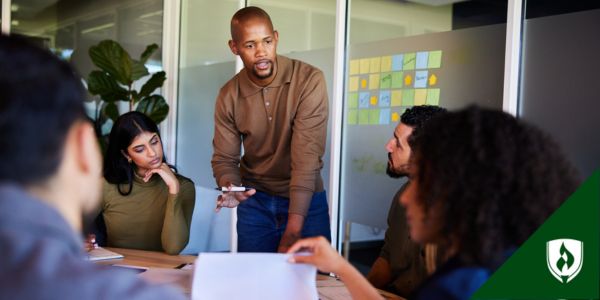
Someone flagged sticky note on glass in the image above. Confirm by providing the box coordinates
[392,54,403,71]
[349,60,360,75]
[415,89,427,105]
[428,50,442,68]
[349,76,359,92]
[403,89,415,106]
[348,93,358,109]
[391,90,402,107]
[379,90,391,107]
[427,89,440,105]
[360,58,370,74]
[369,109,380,125]
[380,73,392,89]
[414,71,428,88]
[359,110,369,124]
[369,74,380,90]
[416,51,429,69]
[381,56,392,72]
[391,72,403,89]
[370,57,381,73]
[403,53,416,70]
[348,109,358,124]
[359,92,370,108]
[379,108,391,125]
[360,77,368,90]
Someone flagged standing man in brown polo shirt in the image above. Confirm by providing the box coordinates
[211,6,330,253]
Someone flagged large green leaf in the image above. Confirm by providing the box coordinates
[87,70,129,102]
[139,71,166,100]
[102,101,120,122]
[131,59,149,82]
[89,40,133,85]
[136,95,169,124]
[140,44,159,64]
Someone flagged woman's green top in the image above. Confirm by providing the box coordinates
[101,174,195,254]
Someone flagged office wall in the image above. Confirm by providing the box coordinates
[519,9,600,179]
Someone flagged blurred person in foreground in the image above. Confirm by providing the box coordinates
[289,106,579,300]
[0,34,185,299]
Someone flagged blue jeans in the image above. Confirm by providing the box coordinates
[237,190,331,252]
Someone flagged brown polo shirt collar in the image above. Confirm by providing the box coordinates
[238,55,293,98]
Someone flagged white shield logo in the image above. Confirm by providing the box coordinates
[546,239,583,283]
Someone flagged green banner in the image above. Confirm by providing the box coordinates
[472,171,599,299]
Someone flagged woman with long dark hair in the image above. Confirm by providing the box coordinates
[99,111,195,254]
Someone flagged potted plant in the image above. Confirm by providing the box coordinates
[86,40,169,149]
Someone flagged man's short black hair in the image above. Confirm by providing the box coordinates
[400,105,447,130]
[0,34,86,185]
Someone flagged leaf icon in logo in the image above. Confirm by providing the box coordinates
[556,242,575,272]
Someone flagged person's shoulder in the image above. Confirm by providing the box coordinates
[101,178,120,199]
[217,72,242,98]
[175,174,195,192]
[285,56,323,78]
[416,265,489,300]
[175,174,194,186]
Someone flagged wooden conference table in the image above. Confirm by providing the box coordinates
[95,247,403,300]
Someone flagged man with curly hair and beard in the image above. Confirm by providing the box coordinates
[288,105,579,300]
[367,105,446,298]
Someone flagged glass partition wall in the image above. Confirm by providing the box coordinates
[519,1,600,179]
[339,0,508,273]
[176,0,337,253]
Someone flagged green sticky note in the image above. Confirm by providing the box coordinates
[428,50,442,69]
[391,71,403,89]
[348,93,358,109]
[347,109,358,124]
[358,110,369,125]
[391,90,402,107]
[380,73,392,89]
[427,88,440,105]
[403,53,416,70]
[403,89,415,106]
[369,109,380,125]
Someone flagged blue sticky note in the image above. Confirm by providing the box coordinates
[414,70,428,88]
[392,54,403,71]
[359,92,370,108]
[416,51,429,69]
[379,90,391,107]
[379,108,391,125]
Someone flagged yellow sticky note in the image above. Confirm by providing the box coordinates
[370,95,378,106]
[370,57,381,73]
[369,74,380,90]
[391,90,402,107]
[349,76,359,92]
[404,74,413,86]
[429,73,437,86]
[415,89,427,105]
[349,60,359,75]
[381,56,392,72]
[359,59,370,74]
[391,112,400,122]
[361,78,368,89]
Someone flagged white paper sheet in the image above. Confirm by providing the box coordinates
[191,253,318,300]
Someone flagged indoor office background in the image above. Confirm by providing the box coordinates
[3,0,599,274]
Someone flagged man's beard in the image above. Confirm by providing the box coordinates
[386,153,408,178]
[253,62,274,79]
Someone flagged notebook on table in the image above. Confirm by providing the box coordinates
[86,247,124,261]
